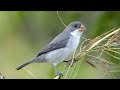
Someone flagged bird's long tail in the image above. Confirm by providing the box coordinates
[16,60,34,70]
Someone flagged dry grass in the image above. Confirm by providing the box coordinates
[10,11,120,79]
[54,11,120,79]
[54,27,120,79]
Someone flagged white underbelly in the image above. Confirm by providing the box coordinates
[46,33,80,66]
[46,47,75,66]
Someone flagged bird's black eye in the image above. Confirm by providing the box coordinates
[73,24,77,28]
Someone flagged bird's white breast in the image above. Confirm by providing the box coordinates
[46,29,81,66]
[68,29,81,50]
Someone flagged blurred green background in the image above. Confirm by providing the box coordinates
[0,11,120,79]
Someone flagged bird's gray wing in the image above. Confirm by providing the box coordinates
[36,32,70,57]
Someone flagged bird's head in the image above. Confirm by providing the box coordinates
[68,21,86,32]
[64,21,86,36]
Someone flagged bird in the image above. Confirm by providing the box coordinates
[16,21,86,77]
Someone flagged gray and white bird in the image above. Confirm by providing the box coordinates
[16,21,86,76]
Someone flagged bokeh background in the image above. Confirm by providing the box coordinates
[0,11,120,79]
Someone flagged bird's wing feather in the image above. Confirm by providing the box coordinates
[36,32,70,57]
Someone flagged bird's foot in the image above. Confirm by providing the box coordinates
[64,58,77,67]
[55,72,63,78]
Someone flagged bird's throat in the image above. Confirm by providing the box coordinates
[70,29,82,37]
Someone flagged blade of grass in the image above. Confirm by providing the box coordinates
[105,51,120,60]
[110,70,120,73]
[101,70,107,79]
[69,61,78,79]
[76,28,120,60]
[86,54,113,65]
[87,28,120,51]
[57,11,66,27]
[107,49,120,55]
[110,48,120,50]
[73,57,85,79]
[98,61,116,79]
[24,68,38,79]
[64,59,74,79]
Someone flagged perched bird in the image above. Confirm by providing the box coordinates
[16,21,86,76]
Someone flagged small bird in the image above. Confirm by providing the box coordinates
[16,21,86,77]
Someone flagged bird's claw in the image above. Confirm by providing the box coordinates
[64,58,77,67]
[55,72,63,78]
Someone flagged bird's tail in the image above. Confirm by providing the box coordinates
[16,60,34,70]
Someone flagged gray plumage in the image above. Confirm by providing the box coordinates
[36,21,81,57]
[36,31,70,57]
[16,21,85,75]
[16,28,71,70]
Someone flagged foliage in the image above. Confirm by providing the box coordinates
[0,11,120,79]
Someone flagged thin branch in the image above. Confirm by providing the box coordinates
[73,57,85,79]
[24,68,38,79]
[69,61,78,78]
[79,39,88,53]
[86,54,113,64]
[110,70,120,73]
[101,70,107,79]
[81,36,91,41]
[107,49,120,55]
[105,51,120,60]
[64,59,74,79]
[99,61,116,79]
[110,48,120,50]
[87,28,120,51]
[57,11,67,27]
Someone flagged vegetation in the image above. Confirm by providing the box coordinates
[0,11,120,79]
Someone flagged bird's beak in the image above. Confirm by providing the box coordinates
[79,24,86,32]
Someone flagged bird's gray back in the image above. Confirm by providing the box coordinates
[36,31,70,57]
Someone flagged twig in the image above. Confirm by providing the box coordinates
[105,51,120,60]
[57,11,66,27]
[73,57,84,79]
[76,28,120,60]
[56,11,120,79]
[79,39,88,53]
[24,68,38,79]
[99,61,116,79]
[101,70,107,79]
[86,28,120,51]
[64,59,74,79]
